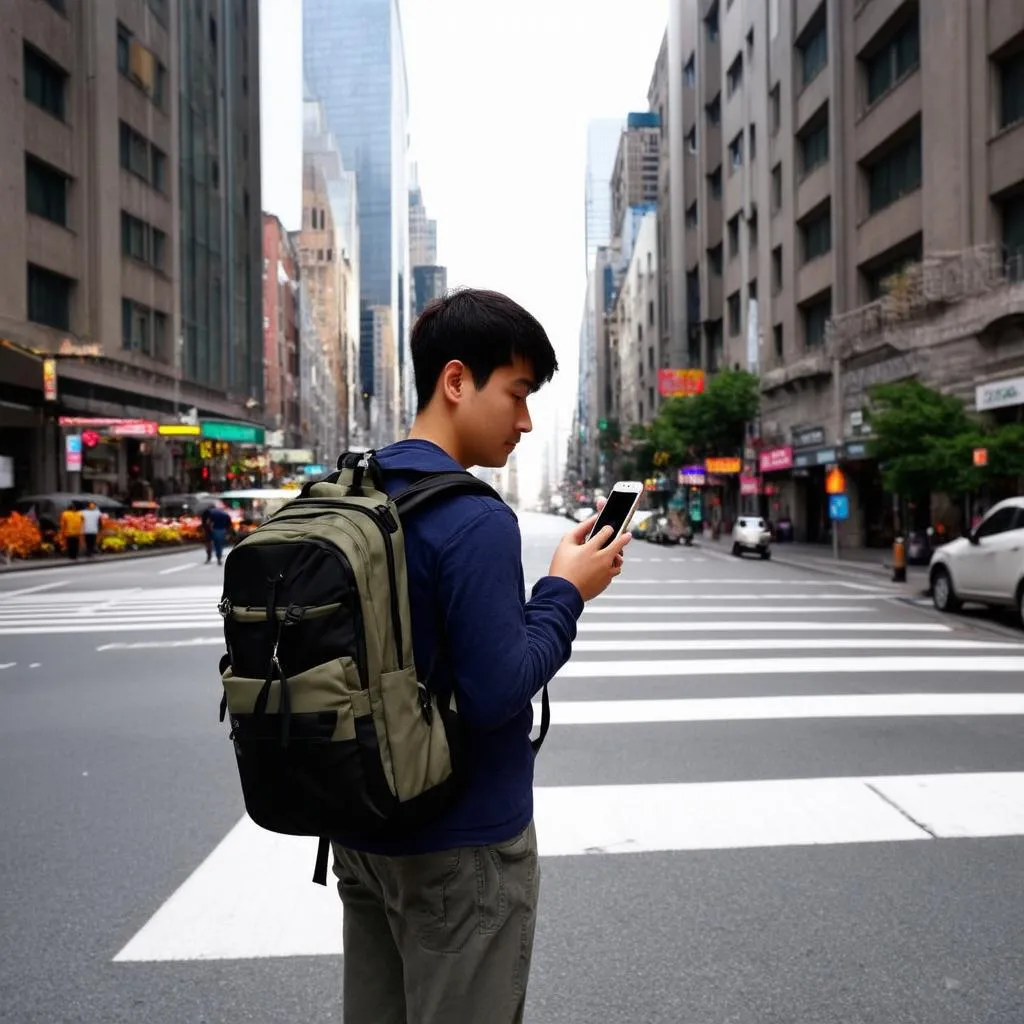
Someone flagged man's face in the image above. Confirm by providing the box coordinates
[458,355,535,468]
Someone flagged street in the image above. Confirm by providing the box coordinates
[2,513,1024,1023]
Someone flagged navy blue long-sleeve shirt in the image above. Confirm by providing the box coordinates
[348,439,584,855]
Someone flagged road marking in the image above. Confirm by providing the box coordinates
[158,563,198,576]
[114,771,1024,962]
[572,637,1019,653]
[97,638,224,651]
[0,662,15,670]
[555,655,1024,678]
[0,621,218,636]
[584,605,875,614]
[575,621,952,632]
[0,580,68,600]
[595,593,890,601]
[534,693,1024,725]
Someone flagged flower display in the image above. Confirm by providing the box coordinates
[0,512,43,559]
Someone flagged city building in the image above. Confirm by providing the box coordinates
[294,270,337,467]
[610,113,661,246]
[409,166,437,267]
[636,0,1024,546]
[299,94,360,453]
[412,265,448,319]
[261,214,301,452]
[303,0,411,444]
[584,118,624,274]
[0,0,264,502]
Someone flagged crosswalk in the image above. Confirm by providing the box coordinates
[100,565,1024,963]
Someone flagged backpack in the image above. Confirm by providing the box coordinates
[216,451,550,885]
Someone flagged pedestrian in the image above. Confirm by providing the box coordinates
[59,502,84,560]
[200,504,215,563]
[80,501,102,557]
[206,503,232,565]
[330,289,630,1024]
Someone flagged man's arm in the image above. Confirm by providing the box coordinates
[435,506,583,731]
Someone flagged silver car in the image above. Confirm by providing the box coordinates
[732,515,771,559]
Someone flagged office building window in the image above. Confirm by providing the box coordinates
[121,212,166,270]
[729,132,743,172]
[771,246,783,293]
[800,118,829,176]
[1002,196,1024,280]
[148,0,168,25]
[708,320,724,372]
[802,293,831,348]
[802,207,832,262]
[771,163,783,211]
[687,126,698,154]
[705,1,719,42]
[117,23,131,74]
[684,54,696,87]
[708,244,723,275]
[24,46,67,120]
[685,202,698,228]
[728,215,740,259]
[773,323,783,359]
[867,129,922,213]
[152,147,167,192]
[709,166,722,199]
[748,212,758,250]
[154,62,167,109]
[770,84,781,134]
[43,0,67,10]
[748,124,757,162]
[999,51,1024,129]
[748,279,757,302]
[865,16,920,106]
[25,155,68,226]
[706,93,721,127]
[122,298,152,354]
[27,264,71,330]
[728,291,741,336]
[800,19,828,86]
[648,300,655,327]
[727,54,743,96]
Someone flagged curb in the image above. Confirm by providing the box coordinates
[0,544,204,574]
[768,551,930,595]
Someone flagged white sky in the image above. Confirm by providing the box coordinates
[260,0,669,503]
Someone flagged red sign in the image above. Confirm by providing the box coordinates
[110,420,159,437]
[973,447,988,467]
[658,368,705,397]
[759,445,793,473]
[59,416,144,427]
[825,467,846,494]
[740,475,760,496]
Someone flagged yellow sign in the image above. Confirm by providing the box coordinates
[158,424,201,436]
[704,457,741,475]
[825,467,846,494]
[42,358,57,401]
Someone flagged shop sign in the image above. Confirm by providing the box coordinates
[704,457,741,474]
[825,467,846,494]
[200,421,266,444]
[110,420,158,437]
[59,416,143,428]
[843,441,869,460]
[302,464,327,475]
[740,475,760,496]
[758,445,793,472]
[678,465,706,486]
[65,434,82,473]
[658,368,705,397]
[270,448,314,464]
[793,447,837,468]
[976,375,1024,412]
[829,494,849,521]
[792,426,825,449]
[42,359,58,401]
[158,424,201,437]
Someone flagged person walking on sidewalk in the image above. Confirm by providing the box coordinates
[80,501,102,557]
[330,289,631,1024]
[59,503,84,561]
[206,504,232,566]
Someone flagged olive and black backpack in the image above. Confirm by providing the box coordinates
[216,451,527,885]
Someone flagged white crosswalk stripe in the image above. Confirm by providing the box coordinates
[96,572,1024,962]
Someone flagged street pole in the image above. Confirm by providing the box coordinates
[832,352,842,561]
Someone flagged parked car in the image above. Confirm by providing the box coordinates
[12,492,125,534]
[929,497,1024,628]
[732,515,771,559]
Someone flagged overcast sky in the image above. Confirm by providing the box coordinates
[261,0,669,502]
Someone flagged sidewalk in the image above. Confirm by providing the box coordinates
[0,544,201,574]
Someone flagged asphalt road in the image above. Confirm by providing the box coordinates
[1,515,1023,1023]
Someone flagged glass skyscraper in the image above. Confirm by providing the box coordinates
[303,0,410,438]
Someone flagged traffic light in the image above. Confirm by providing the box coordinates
[598,418,608,431]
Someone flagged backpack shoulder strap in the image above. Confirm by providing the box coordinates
[393,472,502,518]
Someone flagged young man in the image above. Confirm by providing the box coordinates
[331,289,630,1024]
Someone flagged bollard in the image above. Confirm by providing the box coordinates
[892,535,907,583]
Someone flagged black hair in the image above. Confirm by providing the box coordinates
[411,288,558,412]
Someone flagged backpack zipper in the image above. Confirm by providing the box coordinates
[254,500,405,671]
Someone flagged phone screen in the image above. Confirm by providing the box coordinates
[589,489,639,548]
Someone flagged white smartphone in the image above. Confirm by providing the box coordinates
[587,481,644,548]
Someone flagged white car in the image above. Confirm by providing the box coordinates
[732,516,771,559]
[929,496,1024,628]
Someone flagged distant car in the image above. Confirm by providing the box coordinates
[573,506,595,524]
[732,515,771,559]
[929,497,1024,628]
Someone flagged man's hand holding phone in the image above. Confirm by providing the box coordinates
[549,497,632,602]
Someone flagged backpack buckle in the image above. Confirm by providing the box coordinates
[417,684,434,724]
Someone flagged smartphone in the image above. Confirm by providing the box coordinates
[587,481,644,549]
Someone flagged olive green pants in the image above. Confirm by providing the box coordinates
[333,822,539,1024]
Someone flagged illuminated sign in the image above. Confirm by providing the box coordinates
[110,420,158,437]
[825,467,846,494]
[704,457,741,474]
[658,368,705,398]
[200,421,265,444]
[678,465,706,486]
[759,446,793,472]
[42,359,58,401]
[65,434,82,472]
[158,424,201,436]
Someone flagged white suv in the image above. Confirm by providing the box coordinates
[732,516,771,560]
[929,497,1024,628]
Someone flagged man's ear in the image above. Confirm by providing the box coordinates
[440,360,467,404]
